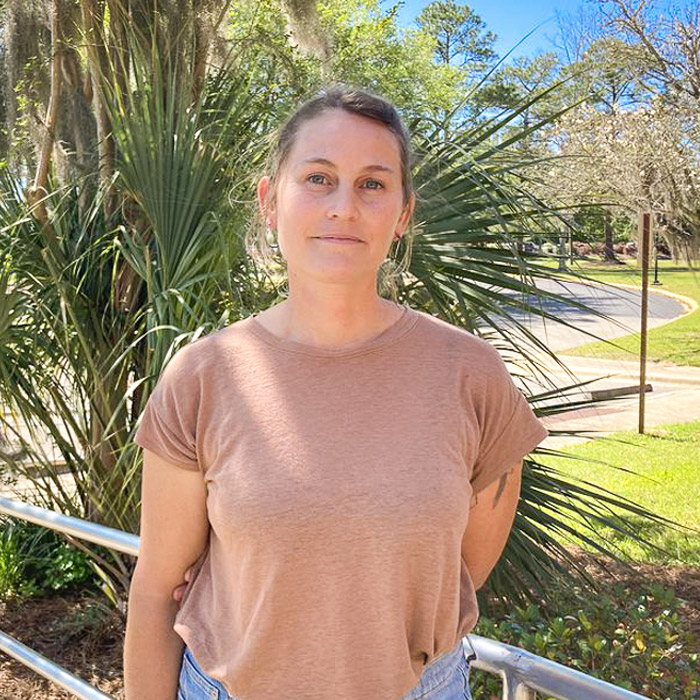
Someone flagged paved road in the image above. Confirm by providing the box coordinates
[488,277,689,352]
[483,278,700,446]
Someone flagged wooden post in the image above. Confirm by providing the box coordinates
[638,211,652,434]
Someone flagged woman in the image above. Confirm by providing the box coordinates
[124,84,549,700]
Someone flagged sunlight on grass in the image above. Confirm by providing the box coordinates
[538,420,700,568]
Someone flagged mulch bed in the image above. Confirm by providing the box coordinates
[0,551,697,699]
[0,592,124,700]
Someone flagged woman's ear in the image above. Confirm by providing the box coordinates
[257,176,276,228]
[395,192,416,238]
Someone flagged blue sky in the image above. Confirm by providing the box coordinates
[392,0,579,59]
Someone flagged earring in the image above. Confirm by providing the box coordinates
[265,223,278,248]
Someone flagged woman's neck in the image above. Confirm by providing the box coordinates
[254,289,403,350]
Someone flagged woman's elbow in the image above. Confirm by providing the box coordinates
[128,559,181,605]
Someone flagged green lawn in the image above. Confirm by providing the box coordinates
[535,258,700,366]
[538,420,700,568]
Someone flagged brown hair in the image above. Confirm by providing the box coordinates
[245,83,416,298]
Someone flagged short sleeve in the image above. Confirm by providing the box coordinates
[470,348,549,496]
[133,346,200,471]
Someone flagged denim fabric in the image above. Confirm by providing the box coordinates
[399,639,473,700]
[177,639,473,700]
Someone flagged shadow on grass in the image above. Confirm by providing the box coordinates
[595,513,700,568]
[646,427,700,443]
[666,347,700,363]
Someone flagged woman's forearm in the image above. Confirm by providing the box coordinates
[462,462,523,590]
[463,545,505,591]
[124,570,185,700]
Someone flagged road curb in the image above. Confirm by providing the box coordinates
[558,274,698,317]
[544,361,700,387]
[599,280,698,316]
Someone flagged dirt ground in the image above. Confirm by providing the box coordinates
[0,592,124,700]
[0,550,697,700]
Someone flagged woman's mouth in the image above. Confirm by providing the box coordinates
[314,236,363,244]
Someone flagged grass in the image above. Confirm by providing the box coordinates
[534,258,700,366]
[539,419,700,568]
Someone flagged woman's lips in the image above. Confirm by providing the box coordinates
[314,236,362,244]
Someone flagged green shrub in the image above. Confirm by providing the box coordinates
[0,517,99,600]
[471,581,699,699]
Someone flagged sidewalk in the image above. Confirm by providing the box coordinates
[543,355,700,387]
[534,352,700,449]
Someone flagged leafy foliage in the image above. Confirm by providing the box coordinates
[472,579,700,699]
[415,0,497,71]
[0,517,99,600]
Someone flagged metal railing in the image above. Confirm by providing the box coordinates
[0,497,138,700]
[0,497,139,555]
[0,496,652,700]
[466,636,651,700]
[0,630,114,700]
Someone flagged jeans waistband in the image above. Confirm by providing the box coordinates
[402,639,466,700]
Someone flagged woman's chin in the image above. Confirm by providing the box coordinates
[288,261,378,286]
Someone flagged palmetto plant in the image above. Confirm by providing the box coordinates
[393,89,688,600]
[0,49,271,605]
[0,44,683,609]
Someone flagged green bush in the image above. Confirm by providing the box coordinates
[471,580,699,699]
[0,517,99,600]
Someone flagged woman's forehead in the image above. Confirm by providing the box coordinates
[286,118,400,175]
[295,155,396,175]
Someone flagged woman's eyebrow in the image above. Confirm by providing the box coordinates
[299,157,395,174]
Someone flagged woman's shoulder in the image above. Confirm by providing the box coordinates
[162,317,257,373]
[409,308,500,360]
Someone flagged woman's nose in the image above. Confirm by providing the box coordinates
[326,183,359,220]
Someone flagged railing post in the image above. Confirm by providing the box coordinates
[470,634,652,700]
[503,671,537,700]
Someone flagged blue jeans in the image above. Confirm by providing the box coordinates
[177,639,474,699]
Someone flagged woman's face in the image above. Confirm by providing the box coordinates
[258,108,415,287]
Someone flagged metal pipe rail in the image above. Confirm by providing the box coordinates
[0,496,138,700]
[0,497,653,700]
[0,630,114,700]
[467,635,651,700]
[0,496,139,556]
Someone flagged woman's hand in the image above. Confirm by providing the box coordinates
[461,459,523,590]
[173,565,194,605]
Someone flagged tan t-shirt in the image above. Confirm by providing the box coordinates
[133,304,549,700]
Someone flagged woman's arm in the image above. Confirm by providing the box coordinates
[124,448,210,700]
[461,459,523,590]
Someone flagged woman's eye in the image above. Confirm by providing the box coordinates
[306,174,384,190]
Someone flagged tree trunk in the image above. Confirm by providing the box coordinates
[603,209,620,263]
[28,0,65,226]
[107,0,131,111]
[80,0,117,216]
